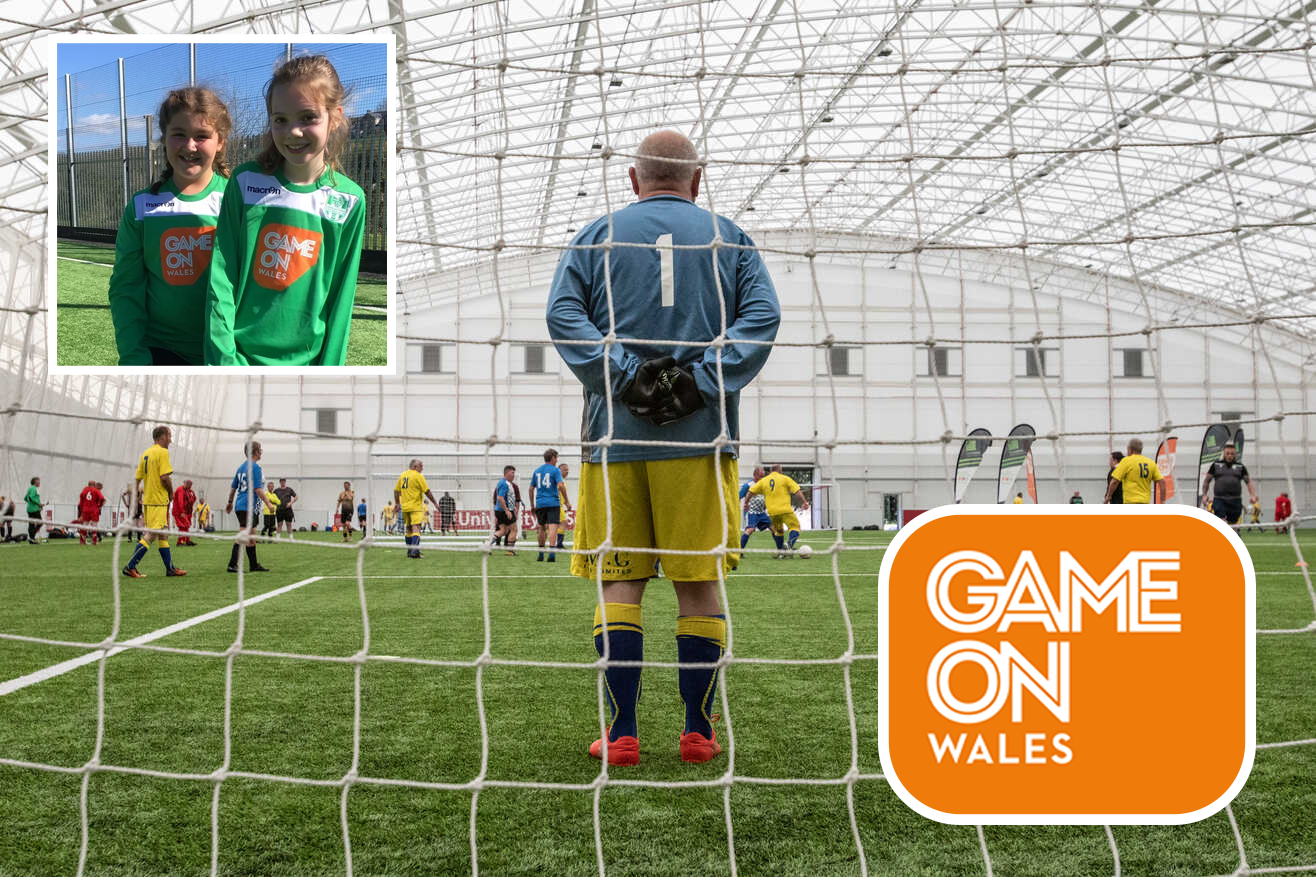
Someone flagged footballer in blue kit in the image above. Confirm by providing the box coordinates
[530,448,573,562]
[739,465,770,548]
[491,466,518,554]
[546,130,780,766]
[224,441,270,573]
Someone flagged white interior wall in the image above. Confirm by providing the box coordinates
[206,233,1316,527]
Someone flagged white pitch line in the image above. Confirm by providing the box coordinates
[0,576,323,697]
[57,256,113,267]
[319,572,876,579]
[56,256,385,314]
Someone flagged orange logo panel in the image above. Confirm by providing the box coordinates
[159,226,215,285]
[252,223,322,291]
[879,506,1254,824]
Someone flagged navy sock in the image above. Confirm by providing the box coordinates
[788,530,800,548]
[160,546,173,571]
[740,532,750,549]
[126,541,148,569]
[593,603,643,741]
[677,615,727,738]
[773,533,785,550]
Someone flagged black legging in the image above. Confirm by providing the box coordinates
[229,510,261,569]
[28,520,40,542]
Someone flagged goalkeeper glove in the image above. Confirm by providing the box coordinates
[621,356,707,426]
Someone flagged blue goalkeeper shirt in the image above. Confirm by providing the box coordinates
[546,194,780,462]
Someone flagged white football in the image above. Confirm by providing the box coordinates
[797,544,813,558]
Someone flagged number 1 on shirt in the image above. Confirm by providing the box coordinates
[657,233,674,307]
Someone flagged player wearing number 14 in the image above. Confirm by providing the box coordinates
[1104,437,1163,505]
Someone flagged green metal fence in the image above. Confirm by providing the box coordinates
[56,42,388,267]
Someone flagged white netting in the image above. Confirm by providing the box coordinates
[4,2,1316,876]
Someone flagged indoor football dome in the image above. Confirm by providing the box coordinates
[1,2,1314,875]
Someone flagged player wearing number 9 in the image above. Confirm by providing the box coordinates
[1105,437,1164,504]
[546,129,781,765]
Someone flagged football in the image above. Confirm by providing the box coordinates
[797,544,813,558]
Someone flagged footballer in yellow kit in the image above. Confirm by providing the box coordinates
[122,425,185,578]
[394,459,439,558]
[748,465,810,555]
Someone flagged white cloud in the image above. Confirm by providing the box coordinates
[77,112,119,135]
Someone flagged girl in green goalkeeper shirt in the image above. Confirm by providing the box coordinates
[108,87,232,365]
[205,55,367,366]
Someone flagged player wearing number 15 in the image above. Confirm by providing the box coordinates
[395,459,438,559]
[546,130,780,766]
[1105,437,1163,505]
[122,425,185,579]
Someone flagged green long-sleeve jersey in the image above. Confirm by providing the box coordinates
[107,174,227,365]
[205,162,366,366]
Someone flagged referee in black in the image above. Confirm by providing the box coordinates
[1201,441,1258,526]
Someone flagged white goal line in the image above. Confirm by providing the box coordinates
[0,576,323,697]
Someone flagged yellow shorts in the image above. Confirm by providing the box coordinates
[143,505,169,543]
[403,509,427,528]
[769,510,801,535]
[571,454,740,583]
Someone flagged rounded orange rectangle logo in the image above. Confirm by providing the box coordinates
[879,505,1254,824]
[253,223,322,291]
[159,226,216,286]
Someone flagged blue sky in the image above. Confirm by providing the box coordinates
[57,41,387,150]
[57,42,174,75]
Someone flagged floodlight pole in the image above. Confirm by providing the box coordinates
[119,57,129,206]
[64,73,77,227]
[189,43,195,86]
[145,115,154,183]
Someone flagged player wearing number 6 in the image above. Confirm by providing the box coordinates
[1104,437,1163,505]
[546,129,781,766]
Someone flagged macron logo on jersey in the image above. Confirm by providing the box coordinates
[133,190,224,222]
[253,223,323,291]
[159,226,215,285]
[238,170,359,224]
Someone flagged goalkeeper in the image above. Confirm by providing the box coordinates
[546,129,780,766]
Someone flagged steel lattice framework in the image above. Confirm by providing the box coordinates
[2,0,1315,345]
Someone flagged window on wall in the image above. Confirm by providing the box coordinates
[1214,411,1249,436]
[919,346,962,377]
[520,344,547,374]
[406,343,454,374]
[1118,348,1148,378]
[1017,347,1058,377]
[820,346,860,377]
[316,409,338,435]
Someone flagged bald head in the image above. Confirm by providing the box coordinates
[631,130,701,199]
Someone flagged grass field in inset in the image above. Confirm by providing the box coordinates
[1,529,1313,876]
[54,240,388,367]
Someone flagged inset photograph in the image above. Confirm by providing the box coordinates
[50,37,393,369]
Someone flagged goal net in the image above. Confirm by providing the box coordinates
[4,2,1316,876]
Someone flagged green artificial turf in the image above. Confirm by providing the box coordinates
[0,529,1313,875]
[55,240,389,368]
